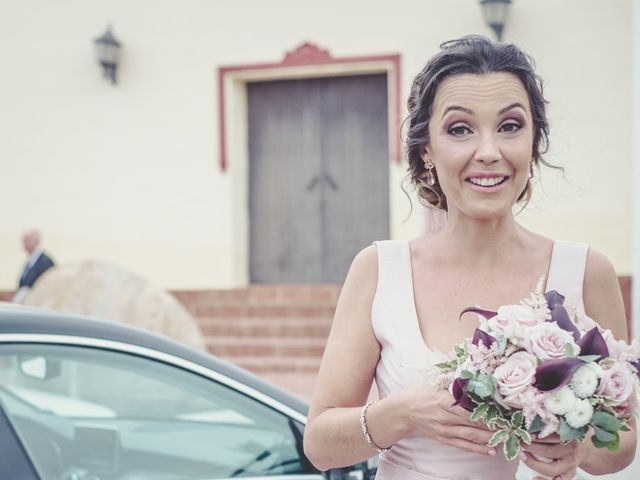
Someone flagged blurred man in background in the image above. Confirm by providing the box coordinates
[13,229,55,303]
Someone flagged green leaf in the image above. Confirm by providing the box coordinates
[511,411,524,429]
[577,354,601,362]
[591,433,620,452]
[490,417,511,429]
[593,426,617,443]
[455,344,466,358]
[497,336,507,355]
[485,405,498,424]
[471,403,490,422]
[528,416,545,434]
[504,434,521,461]
[515,428,532,445]
[459,369,474,380]
[487,429,510,448]
[565,343,576,357]
[559,417,588,443]
[435,361,453,369]
[468,379,492,399]
[591,411,623,433]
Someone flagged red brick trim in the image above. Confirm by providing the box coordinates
[218,42,402,171]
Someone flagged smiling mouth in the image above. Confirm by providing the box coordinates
[466,176,509,187]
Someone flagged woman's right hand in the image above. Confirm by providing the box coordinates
[404,385,497,455]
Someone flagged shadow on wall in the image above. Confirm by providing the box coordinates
[18,260,205,350]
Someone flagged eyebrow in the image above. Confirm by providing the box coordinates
[440,101,528,119]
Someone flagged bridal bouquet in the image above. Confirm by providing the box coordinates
[436,283,640,461]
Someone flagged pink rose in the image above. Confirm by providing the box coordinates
[597,361,635,405]
[495,304,543,328]
[529,323,579,360]
[493,351,537,408]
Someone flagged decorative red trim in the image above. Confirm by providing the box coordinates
[218,43,402,171]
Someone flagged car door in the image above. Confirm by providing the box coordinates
[0,338,330,480]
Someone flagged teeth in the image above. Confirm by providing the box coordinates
[469,176,505,187]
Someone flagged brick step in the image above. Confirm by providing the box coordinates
[215,355,321,374]
[192,304,336,318]
[200,321,331,339]
[173,286,341,313]
[207,338,326,358]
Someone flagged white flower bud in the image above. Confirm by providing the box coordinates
[544,386,577,415]
[564,398,594,429]
[570,363,602,398]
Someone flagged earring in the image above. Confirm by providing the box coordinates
[529,160,535,179]
[425,161,436,186]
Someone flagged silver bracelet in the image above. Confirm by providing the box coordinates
[359,401,393,453]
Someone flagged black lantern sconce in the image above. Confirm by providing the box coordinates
[479,0,512,41]
[94,25,122,85]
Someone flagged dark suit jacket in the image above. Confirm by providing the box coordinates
[18,252,55,288]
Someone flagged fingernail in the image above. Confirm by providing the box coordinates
[488,448,496,456]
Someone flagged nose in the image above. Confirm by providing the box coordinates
[474,133,501,165]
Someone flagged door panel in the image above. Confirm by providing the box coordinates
[248,79,324,283]
[322,75,389,283]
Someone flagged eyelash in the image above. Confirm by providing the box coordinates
[446,120,522,137]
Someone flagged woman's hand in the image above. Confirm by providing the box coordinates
[404,386,496,455]
[520,434,589,480]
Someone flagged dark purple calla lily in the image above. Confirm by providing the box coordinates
[459,307,497,321]
[631,360,640,381]
[471,328,497,348]
[548,304,581,341]
[452,377,475,412]
[544,290,565,309]
[577,327,609,361]
[534,357,584,391]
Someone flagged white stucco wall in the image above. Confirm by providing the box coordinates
[0,0,633,289]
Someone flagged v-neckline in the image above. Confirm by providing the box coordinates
[406,240,557,354]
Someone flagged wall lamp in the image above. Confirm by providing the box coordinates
[94,25,122,85]
[479,0,512,41]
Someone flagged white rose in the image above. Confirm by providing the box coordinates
[493,351,537,407]
[564,398,594,429]
[570,363,602,398]
[544,386,577,415]
[529,322,579,360]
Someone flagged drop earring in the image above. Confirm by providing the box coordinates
[425,161,436,186]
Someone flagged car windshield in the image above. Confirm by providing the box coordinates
[0,343,312,480]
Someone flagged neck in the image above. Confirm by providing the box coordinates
[435,210,527,266]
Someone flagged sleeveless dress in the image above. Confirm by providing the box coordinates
[371,239,589,480]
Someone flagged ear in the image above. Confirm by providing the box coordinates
[420,146,431,164]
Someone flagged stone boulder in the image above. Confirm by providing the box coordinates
[20,261,204,350]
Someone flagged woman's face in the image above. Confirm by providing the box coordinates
[423,72,534,220]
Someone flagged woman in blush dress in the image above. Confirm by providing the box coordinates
[303,35,636,480]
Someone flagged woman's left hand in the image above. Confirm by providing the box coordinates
[520,434,589,480]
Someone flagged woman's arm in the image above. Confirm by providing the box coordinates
[303,245,497,471]
[302,246,414,470]
[579,248,637,474]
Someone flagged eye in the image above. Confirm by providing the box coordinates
[498,121,522,133]
[448,124,473,136]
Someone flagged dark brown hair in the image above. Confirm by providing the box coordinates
[405,35,558,210]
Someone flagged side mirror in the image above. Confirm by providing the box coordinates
[18,356,61,380]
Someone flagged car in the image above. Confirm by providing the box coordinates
[0,307,374,480]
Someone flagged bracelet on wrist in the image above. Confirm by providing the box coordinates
[359,401,393,453]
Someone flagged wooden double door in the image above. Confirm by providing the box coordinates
[248,74,389,283]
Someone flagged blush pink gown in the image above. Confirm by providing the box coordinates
[371,240,589,480]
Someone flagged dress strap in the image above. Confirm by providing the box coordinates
[372,240,427,365]
[545,241,589,314]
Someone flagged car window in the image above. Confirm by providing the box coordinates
[0,343,315,480]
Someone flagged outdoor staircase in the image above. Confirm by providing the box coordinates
[173,286,341,398]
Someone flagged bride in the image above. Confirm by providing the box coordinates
[303,35,636,480]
